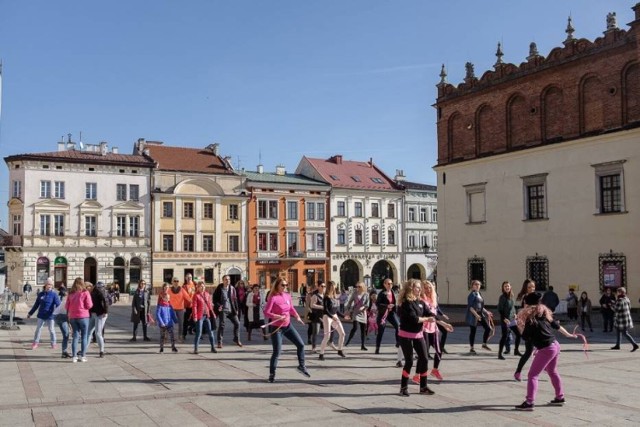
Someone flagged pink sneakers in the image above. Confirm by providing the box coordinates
[431,368,443,381]
[31,342,39,350]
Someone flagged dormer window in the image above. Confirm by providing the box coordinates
[330,175,340,180]
[351,176,361,182]
[371,177,384,184]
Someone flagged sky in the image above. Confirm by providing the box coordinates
[0,0,635,228]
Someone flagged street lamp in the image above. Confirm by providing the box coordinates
[363,274,371,291]
[422,243,430,255]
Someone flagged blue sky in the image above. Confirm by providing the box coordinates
[0,1,634,228]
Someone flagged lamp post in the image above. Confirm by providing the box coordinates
[422,243,430,255]
[363,274,371,292]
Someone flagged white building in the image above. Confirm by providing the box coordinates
[296,155,403,289]
[4,140,154,293]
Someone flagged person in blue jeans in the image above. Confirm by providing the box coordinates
[191,282,218,354]
[263,278,310,383]
[27,277,60,350]
[53,287,71,358]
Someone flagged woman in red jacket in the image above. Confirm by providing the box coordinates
[191,281,217,354]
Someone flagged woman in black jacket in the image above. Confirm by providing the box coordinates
[398,279,436,396]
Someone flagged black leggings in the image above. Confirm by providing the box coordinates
[437,323,448,350]
[400,336,428,376]
[425,332,441,369]
[346,321,366,346]
[515,339,534,374]
[469,317,491,347]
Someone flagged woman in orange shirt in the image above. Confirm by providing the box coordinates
[168,277,191,343]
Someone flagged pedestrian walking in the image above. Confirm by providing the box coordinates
[130,280,151,342]
[213,275,242,348]
[514,292,579,411]
[599,287,616,332]
[27,277,60,350]
[88,281,109,357]
[514,278,536,381]
[610,287,639,352]
[466,280,493,354]
[23,282,33,302]
[156,283,179,353]
[192,281,218,354]
[344,281,369,351]
[318,281,347,360]
[375,278,400,355]
[566,289,579,321]
[65,278,93,362]
[263,278,310,383]
[398,279,435,396]
[53,286,70,358]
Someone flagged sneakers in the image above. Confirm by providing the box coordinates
[129,337,137,342]
[431,368,443,381]
[514,372,522,382]
[31,342,39,350]
[318,354,325,361]
[469,348,477,355]
[51,343,57,350]
[99,352,105,358]
[211,347,217,353]
[61,352,71,359]
[419,386,435,395]
[549,397,565,406]
[504,348,510,355]
[515,401,534,411]
[361,346,368,351]
[217,343,223,349]
[482,344,492,351]
[337,350,346,358]
[610,346,621,350]
[159,348,164,353]
[268,374,275,383]
[172,347,179,353]
[395,361,403,368]
[296,365,311,378]
[143,337,151,342]
[81,356,87,363]
[632,345,639,353]
[399,387,409,397]
[498,355,506,360]
[514,350,523,356]
[72,356,78,363]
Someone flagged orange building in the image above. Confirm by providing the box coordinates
[244,166,330,293]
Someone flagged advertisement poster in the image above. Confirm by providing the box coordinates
[603,263,622,288]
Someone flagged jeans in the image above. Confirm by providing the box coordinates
[376,311,400,350]
[615,327,638,347]
[269,323,305,375]
[174,309,185,339]
[70,317,90,357]
[195,315,217,352]
[217,312,240,343]
[526,341,563,404]
[33,318,56,345]
[89,313,108,352]
[54,314,69,354]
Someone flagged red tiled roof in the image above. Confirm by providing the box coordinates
[144,145,235,174]
[4,150,154,167]
[303,155,399,191]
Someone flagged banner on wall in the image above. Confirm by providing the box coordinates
[603,263,622,288]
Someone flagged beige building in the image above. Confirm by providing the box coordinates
[141,140,247,289]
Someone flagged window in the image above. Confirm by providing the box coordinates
[408,207,416,222]
[54,215,64,236]
[54,181,65,199]
[85,215,97,237]
[287,201,298,220]
[329,175,340,181]
[258,200,278,219]
[203,235,214,252]
[306,202,315,220]
[129,185,139,202]
[40,181,51,198]
[258,232,279,251]
[431,208,438,223]
[351,176,361,182]
[228,235,240,252]
[465,182,486,223]
[371,203,380,218]
[388,228,396,245]
[116,184,127,201]
[337,229,346,245]
[408,235,416,248]
[307,233,325,251]
[12,215,21,236]
[229,204,239,220]
[163,235,174,251]
[355,229,363,245]
[12,180,21,198]
[421,235,429,249]
[420,208,427,222]
[40,215,51,236]
[371,228,380,245]
[432,235,438,250]
[593,161,626,214]
[337,201,346,216]
[203,203,213,219]
[85,183,97,200]
[371,177,384,184]
[387,203,395,218]
[183,235,195,252]
[269,232,278,251]
[116,216,127,237]
[354,202,363,217]
[317,202,325,220]
[287,232,298,254]
[522,174,548,220]
[467,256,486,289]
[129,216,140,237]
[162,202,173,218]
[183,202,194,218]
[526,255,549,291]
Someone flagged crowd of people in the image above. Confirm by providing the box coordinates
[24,274,639,411]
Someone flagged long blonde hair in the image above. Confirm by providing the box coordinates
[399,279,420,304]
[69,277,85,294]
[516,304,553,331]
[422,280,438,306]
[325,281,338,299]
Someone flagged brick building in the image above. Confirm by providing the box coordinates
[434,4,640,304]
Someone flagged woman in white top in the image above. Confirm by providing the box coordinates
[344,282,369,351]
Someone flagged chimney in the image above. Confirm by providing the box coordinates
[257,164,264,174]
[112,147,119,154]
[206,143,220,156]
[66,142,76,150]
[58,141,66,152]
[369,157,373,167]
[395,169,406,181]
[275,164,286,176]
[330,155,343,164]
[100,141,108,156]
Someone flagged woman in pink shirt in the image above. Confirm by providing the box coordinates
[263,278,310,383]
[65,278,93,362]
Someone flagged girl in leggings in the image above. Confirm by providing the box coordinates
[421,281,453,381]
[466,280,493,354]
[398,279,436,396]
[318,281,346,360]
[497,281,516,360]
[514,279,536,381]
[515,292,578,411]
